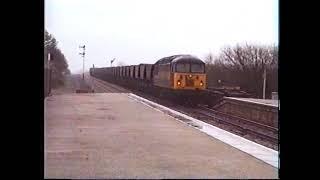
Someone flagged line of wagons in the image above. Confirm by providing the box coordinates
[89,54,217,104]
[90,63,154,85]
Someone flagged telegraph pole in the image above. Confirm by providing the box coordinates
[79,45,86,80]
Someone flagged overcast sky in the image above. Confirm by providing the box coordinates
[45,0,278,73]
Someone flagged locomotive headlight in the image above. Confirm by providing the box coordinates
[177,80,181,86]
[200,81,203,86]
[189,74,192,78]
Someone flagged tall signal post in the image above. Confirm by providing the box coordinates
[110,58,115,67]
[79,45,86,80]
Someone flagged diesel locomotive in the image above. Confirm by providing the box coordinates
[90,54,213,104]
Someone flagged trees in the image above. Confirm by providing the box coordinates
[204,53,214,65]
[44,30,71,88]
[205,44,278,99]
[117,61,126,66]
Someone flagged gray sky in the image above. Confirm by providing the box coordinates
[45,0,278,73]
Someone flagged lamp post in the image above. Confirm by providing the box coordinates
[263,67,266,99]
[47,53,52,96]
[79,45,86,80]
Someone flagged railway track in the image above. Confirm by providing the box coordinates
[194,106,278,146]
[94,78,125,92]
[94,81,114,92]
[198,105,278,135]
[88,76,279,150]
[94,80,118,92]
[86,75,130,93]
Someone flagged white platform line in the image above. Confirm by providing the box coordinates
[127,93,279,169]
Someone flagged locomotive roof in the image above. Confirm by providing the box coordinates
[154,54,204,65]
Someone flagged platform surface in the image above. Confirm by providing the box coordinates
[225,97,279,107]
[45,93,278,179]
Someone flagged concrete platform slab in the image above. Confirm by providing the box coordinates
[45,93,278,179]
[226,97,279,107]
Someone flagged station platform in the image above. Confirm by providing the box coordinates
[213,97,279,128]
[225,97,279,108]
[45,93,278,179]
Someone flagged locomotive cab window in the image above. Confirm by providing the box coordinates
[191,63,205,73]
[176,63,190,73]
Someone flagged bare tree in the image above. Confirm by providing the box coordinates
[206,44,278,98]
[204,53,214,65]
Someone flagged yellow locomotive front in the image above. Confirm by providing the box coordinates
[171,57,206,90]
